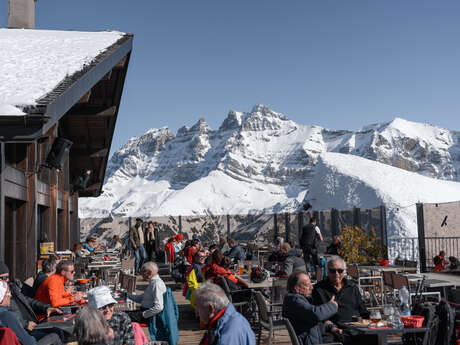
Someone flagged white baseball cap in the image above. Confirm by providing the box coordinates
[87,286,117,309]
[0,281,8,302]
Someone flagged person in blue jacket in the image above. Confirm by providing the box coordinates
[195,281,255,345]
[225,238,245,263]
[282,271,338,345]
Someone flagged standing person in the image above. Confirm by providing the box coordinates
[129,218,147,274]
[282,271,338,345]
[145,222,156,261]
[194,281,255,345]
[87,286,134,345]
[35,260,83,307]
[126,262,167,324]
[300,218,320,271]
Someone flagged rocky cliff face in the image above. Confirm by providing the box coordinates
[80,105,460,227]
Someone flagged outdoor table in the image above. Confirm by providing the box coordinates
[339,322,429,345]
[34,314,76,342]
[235,274,274,289]
[406,273,457,299]
[358,265,417,274]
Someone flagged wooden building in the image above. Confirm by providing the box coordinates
[0,29,133,279]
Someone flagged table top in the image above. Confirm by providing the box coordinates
[235,274,274,289]
[407,272,460,287]
[358,265,417,273]
[340,322,429,335]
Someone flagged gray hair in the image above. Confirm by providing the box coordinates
[142,261,158,274]
[73,307,110,345]
[327,256,347,271]
[194,281,229,312]
[42,258,57,274]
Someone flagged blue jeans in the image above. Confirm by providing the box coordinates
[134,244,147,273]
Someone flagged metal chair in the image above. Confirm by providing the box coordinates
[253,291,286,345]
[391,273,440,303]
[348,265,384,307]
[283,319,301,345]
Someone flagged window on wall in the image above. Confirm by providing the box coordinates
[5,143,28,170]
[38,205,50,243]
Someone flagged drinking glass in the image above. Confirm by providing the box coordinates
[369,310,382,327]
[383,304,394,320]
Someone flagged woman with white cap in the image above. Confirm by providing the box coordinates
[0,280,38,345]
[87,286,134,345]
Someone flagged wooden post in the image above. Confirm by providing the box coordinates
[285,213,290,243]
[25,141,38,279]
[226,215,230,239]
[273,214,278,239]
[416,203,426,272]
[0,142,4,261]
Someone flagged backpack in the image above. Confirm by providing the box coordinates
[403,303,438,345]
[435,301,456,345]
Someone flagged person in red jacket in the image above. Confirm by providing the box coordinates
[35,260,83,307]
[164,238,175,263]
[433,250,448,271]
[185,240,200,265]
[202,250,239,285]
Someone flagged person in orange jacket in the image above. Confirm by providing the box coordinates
[433,250,448,272]
[35,260,83,307]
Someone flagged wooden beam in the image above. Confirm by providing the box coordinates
[78,91,91,103]
[67,105,117,117]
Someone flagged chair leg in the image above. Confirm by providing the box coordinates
[267,328,273,345]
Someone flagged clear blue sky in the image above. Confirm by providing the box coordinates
[2,0,460,153]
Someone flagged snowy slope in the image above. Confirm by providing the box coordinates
[309,153,460,237]
[79,105,460,238]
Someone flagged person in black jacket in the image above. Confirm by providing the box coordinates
[326,236,341,256]
[300,218,319,271]
[282,271,338,345]
[226,238,245,263]
[277,243,306,277]
[0,262,64,345]
[312,256,372,345]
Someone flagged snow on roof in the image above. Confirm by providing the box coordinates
[0,29,125,116]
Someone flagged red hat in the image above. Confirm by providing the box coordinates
[175,234,183,241]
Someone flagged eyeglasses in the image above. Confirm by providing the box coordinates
[329,268,344,274]
[99,303,115,311]
[0,276,9,281]
[68,270,75,274]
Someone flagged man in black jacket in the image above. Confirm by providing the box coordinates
[300,218,319,271]
[312,256,372,345]
[277,243,306,277]
[282,271,338,345]
[0,262,64,345]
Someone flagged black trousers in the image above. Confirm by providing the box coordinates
[302,248,319,271]
[126,309,150,324]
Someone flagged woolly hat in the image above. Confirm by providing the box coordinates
[0,262,9,275]
[87,286,117,309]
[0,281,8,302]
[175,234,183,241]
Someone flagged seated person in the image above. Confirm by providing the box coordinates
[433,250,448,272]
[111,235,123,251]
[312,256,371,345]
[83,237,101,253]
[226,238,245,262]
[283,271,338,345]
[268,237,285,263]
[126,262,166,324]
[184,251,207,308]
[326,236,341,255]
[185,239,200,265]
[74,307,114,345]
[72,243,85,258]
[202,250,239,287]
[219,237,230,255]
[87,286,134,345]
[32,258,57,295]
[0,280,38,345]
[35,260,83,307]
[0,262,64,345]
[277,242,306,277]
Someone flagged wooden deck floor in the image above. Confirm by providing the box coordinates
[137,272,292,345]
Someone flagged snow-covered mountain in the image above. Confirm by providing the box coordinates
[79,104,460,237]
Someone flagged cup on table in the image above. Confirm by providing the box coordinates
[238,264,245,275]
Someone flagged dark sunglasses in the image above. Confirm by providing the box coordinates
[0,276,9,281]
[99,303,115,311]
[329,268,344,274]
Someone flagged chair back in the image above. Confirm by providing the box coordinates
[347,265,359,280]
[391,273,409,290]
[218,276,232,296]
[315,267,323,282]
[254,291,270,323]
[283,319,301,345]
[382,271,395,287]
